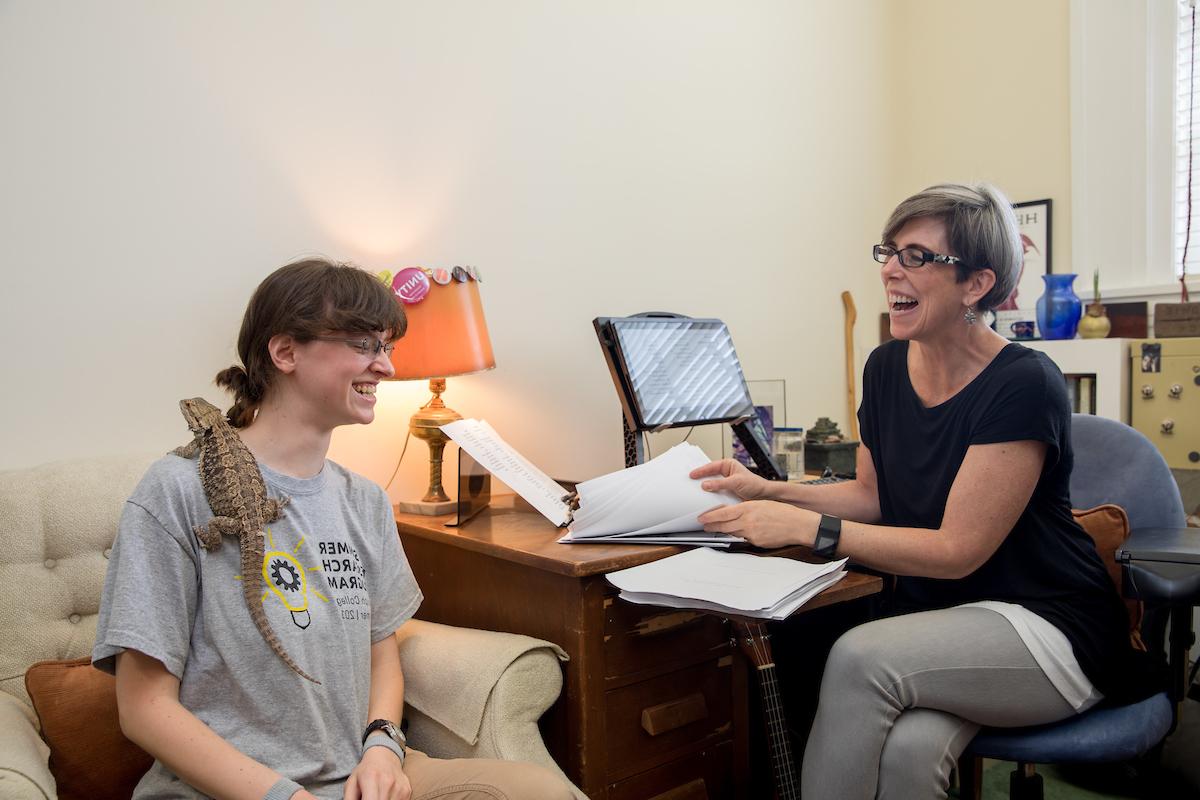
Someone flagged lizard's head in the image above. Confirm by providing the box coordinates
[178,397,223,433]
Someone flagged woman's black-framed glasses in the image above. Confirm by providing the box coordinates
[873,244,968,269]
[313,336,395,358]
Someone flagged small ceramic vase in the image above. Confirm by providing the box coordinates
[1078,302,1111,339]
[1035,274,1083,340]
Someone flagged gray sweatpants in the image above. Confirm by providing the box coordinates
[800,606,1078,800]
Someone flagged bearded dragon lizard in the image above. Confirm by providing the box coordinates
[172,397,319,684]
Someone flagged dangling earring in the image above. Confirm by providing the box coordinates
[964,306,978,326]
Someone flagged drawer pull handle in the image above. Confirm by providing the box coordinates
[1170,384,1184,398]
[648,778,709,800]
[1162,419,1175,434]
[641,693,708,736]
[1142,384,1155,398]
[633,610,706,637]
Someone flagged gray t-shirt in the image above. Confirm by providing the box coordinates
[93,454,422,799]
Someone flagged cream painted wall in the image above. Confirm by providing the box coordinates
[0,2,892,501]
[889,0,1073,279]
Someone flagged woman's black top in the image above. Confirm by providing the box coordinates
[858,339,1153,702]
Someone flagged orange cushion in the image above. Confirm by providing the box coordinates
[24,657,153,800]
[1072,504,1144,649]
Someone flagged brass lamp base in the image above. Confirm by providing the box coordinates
[400,378,461,516]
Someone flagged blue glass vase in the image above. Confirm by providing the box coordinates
[1035,274,1082,340]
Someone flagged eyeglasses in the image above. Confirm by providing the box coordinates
[873,244,969,269]
[312,336,395,358]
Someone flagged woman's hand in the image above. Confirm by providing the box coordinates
[690,459,771,501]
[343,746,411,800]
[697,500,817,549]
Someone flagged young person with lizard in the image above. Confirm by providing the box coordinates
[93,259,573,800]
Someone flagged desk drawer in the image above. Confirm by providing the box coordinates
[607,740,734,800]
[604,657,734,781]
[604,598,730,680]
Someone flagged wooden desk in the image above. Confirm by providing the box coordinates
[395,496,881,799]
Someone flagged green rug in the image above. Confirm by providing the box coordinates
[979,762,1133,799]
[973,759,1199,799]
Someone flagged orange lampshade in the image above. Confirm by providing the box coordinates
[388,277,495,380]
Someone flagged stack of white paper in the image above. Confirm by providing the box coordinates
[607,548,848,620]
[559,442,743,546]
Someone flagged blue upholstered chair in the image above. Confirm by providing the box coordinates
[959,414,1186,800]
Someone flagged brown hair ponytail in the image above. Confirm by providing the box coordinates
[214,365,263,428]
[216,258,406,428]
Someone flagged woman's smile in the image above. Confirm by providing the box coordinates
[888,291,919,314]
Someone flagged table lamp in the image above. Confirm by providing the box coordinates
[387,267,495,515]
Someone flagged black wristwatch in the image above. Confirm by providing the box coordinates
[362,718,406,753]
[813,514,842,559]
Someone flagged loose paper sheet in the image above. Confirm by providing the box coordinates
[441,419,571,526]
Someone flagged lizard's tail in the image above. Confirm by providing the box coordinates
[242,548,321,685]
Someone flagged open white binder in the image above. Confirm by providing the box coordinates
[440,418,744,546]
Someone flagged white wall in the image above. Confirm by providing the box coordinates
[0,2,892,500]
[889,0,1074,278]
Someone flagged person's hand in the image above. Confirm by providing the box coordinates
[343,745,411,800]
[689,459,770,501]
[697,500,816,549]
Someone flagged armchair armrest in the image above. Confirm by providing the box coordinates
[395,620,585,800]
[0,692,52,800]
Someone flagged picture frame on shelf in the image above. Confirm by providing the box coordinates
[998,199,1052,315]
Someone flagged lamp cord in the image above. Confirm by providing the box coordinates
[642,426,695,462]
[383,430,412,491]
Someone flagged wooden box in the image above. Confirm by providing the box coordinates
[1154,302,1200,338]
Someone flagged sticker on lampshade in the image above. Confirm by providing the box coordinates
[375,269,393,287]
[430,267,452,286]
[391,267,431,304]
[452,266,469,283]
[471,266,482,282]
[465,265,479,281]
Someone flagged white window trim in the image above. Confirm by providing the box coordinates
[1070,0,1192,300]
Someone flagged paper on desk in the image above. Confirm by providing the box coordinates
[617,570,846,620]
[607,547,848,614]
[567,443,740,538]
[440,419,571,526]
[560,531,742,547]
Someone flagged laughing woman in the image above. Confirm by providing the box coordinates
[93,260,572,800]
[692,184,1155,799]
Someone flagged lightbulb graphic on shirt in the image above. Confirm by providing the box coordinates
[253,529,328,629]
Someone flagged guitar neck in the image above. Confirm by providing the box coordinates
[754,662,800,800]
[735,619,801,800]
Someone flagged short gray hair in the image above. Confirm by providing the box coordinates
[881,182,1021,314]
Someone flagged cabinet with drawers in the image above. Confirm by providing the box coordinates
[1129,337,1200,469]
[395,496,880,799]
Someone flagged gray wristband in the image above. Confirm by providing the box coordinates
[264,777,304,800]
[363,735,406,764]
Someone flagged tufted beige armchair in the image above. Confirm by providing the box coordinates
[0,454,583,800]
